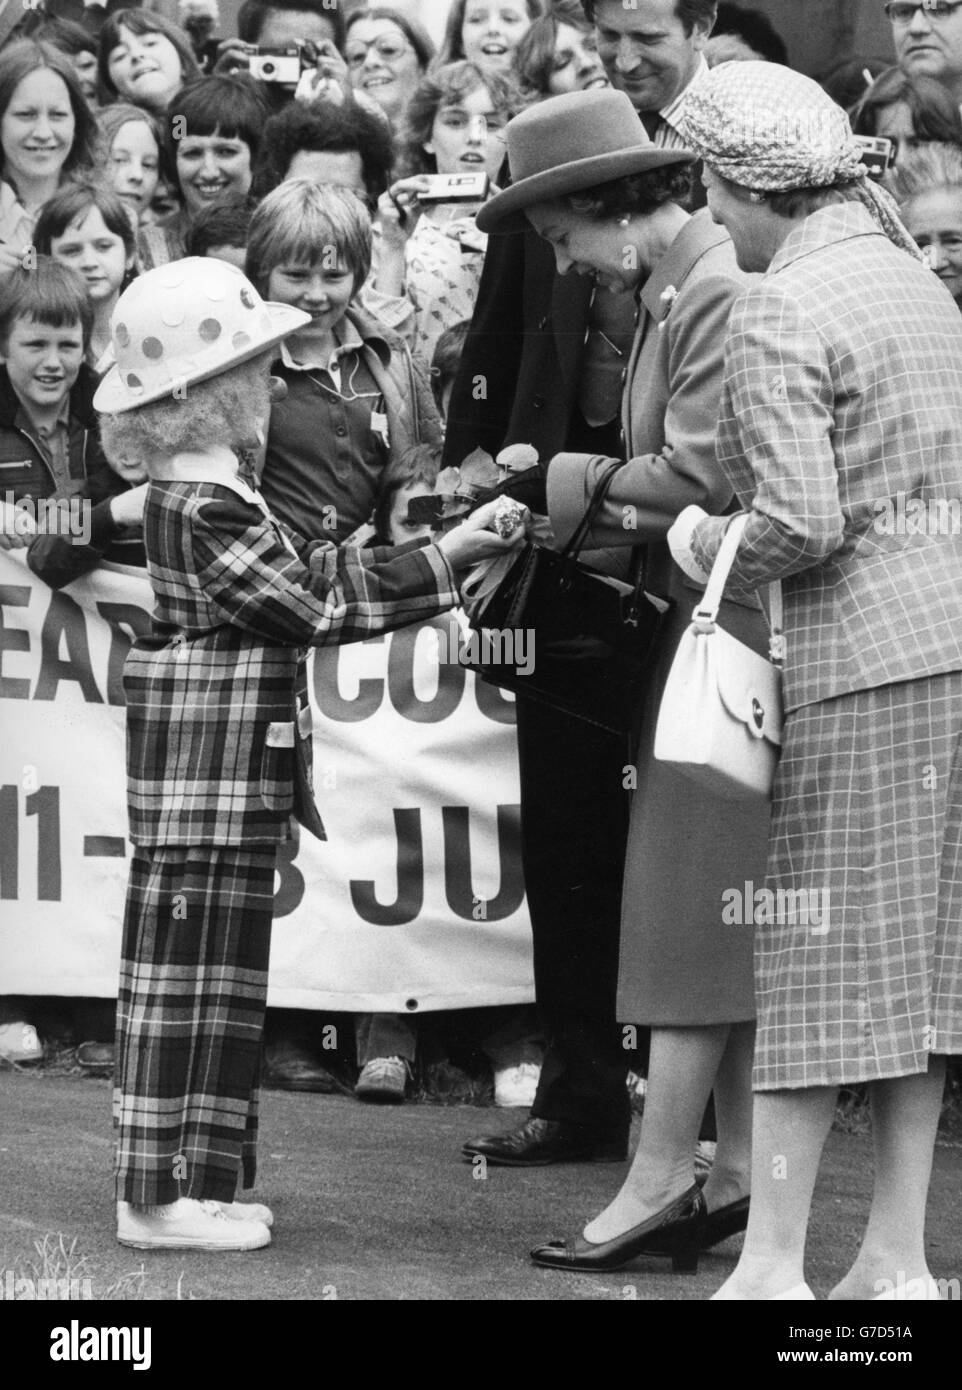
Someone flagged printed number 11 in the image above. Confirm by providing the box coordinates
[0,785,62,901]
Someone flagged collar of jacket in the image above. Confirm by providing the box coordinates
[341,304,393,368]
[0,361,99,432]
[640,207,732,322]
[766,202,882,279]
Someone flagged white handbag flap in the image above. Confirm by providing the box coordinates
[711,628,782,747]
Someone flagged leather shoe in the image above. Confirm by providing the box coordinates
[701,1195,749,1250]
[461,1117,628,1167]
[531,1185,706,1273]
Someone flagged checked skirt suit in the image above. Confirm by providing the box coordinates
[690,204,962,1090]
[114,464,459,1205]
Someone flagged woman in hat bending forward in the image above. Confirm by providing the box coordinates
[95,256,521,1252]
[478,87,770,1277]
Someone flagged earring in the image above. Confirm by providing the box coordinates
[618,216,630,228]
[748,191,765,204]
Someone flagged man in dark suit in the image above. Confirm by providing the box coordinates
[458,0,719,1168]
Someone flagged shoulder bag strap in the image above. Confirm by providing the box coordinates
[693,512,784,666]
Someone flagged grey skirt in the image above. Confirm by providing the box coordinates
[753,671,962,1091]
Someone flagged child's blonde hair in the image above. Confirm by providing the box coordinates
[245,180,373,298]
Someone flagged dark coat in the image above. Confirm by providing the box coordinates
[0,363,108,502]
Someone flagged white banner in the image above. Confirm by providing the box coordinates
[0,551,534,1012]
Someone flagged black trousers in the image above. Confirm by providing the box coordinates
[516,694,634,1135]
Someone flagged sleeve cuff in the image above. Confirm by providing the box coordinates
[667,505,712,583]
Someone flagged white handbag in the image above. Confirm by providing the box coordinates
[653,513,783,801]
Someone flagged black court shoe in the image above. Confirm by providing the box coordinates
[530,1184,706,1274]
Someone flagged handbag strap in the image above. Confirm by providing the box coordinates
[693,513,784,667]
[562,459,622,560]
[558,460,661,625]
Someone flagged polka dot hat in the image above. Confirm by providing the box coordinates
[93,257,311,414]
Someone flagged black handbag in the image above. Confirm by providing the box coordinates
[464,462,672,734]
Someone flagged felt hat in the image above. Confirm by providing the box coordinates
[476,88,695,232]
[94,257,311,414]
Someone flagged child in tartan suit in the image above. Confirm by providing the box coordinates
[94,257,521,1251]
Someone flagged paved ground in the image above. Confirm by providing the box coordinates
[1,1072,960,1302]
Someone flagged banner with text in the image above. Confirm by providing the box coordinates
[0,551,533,1012]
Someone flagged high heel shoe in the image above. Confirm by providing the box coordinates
[530,1185,706,1274]
[701,1195,750,1250]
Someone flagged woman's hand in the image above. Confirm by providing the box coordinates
[0,243,28,277]
[436,499,528,572]
[376,176,431,254]
[294,40,349,104]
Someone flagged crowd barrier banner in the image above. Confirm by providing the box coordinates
[0,550,534,1011]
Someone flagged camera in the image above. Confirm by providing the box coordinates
[248,45,304,83]
[853,135,895,182]
[417,172,490,204]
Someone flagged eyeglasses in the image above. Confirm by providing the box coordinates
[436,109,508,135]
[344,37,414,68]
[885,1,962,25]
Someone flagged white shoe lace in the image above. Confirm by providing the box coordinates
[198,1199,230,1221]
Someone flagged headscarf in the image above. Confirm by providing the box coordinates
[679,61,923,260]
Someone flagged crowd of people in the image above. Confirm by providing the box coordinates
[0,0,959,1298]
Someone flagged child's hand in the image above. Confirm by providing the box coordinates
[0,501,37,550]
[436,499,528,572]
[108,483,149,529]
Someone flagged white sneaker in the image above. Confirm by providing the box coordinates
[218,1201,274,1228]
[494,1060,541,1107]
[117,1198,271,1251]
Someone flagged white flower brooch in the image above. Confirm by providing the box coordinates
[658,284,679,331]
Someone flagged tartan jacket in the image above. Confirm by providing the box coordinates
[691,204,962,713]
[125,459,459,848]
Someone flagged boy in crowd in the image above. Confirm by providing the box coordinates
[245,178,441,545]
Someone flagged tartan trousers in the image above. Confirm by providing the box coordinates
[113,845,276,1205]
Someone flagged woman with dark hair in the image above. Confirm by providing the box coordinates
[98,9,201,114]
[343,6,435,126]
[441,0,543,77]
[0,38,98,275]
[139,74,269,269]
[379,60,524,362]
[479,89,769,1276]
[851,66,962,168]
[512,0,606,98]
[28,18,101,107]
[252,94,395,206]
[95,102,168,226]
[35,179,138,367]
